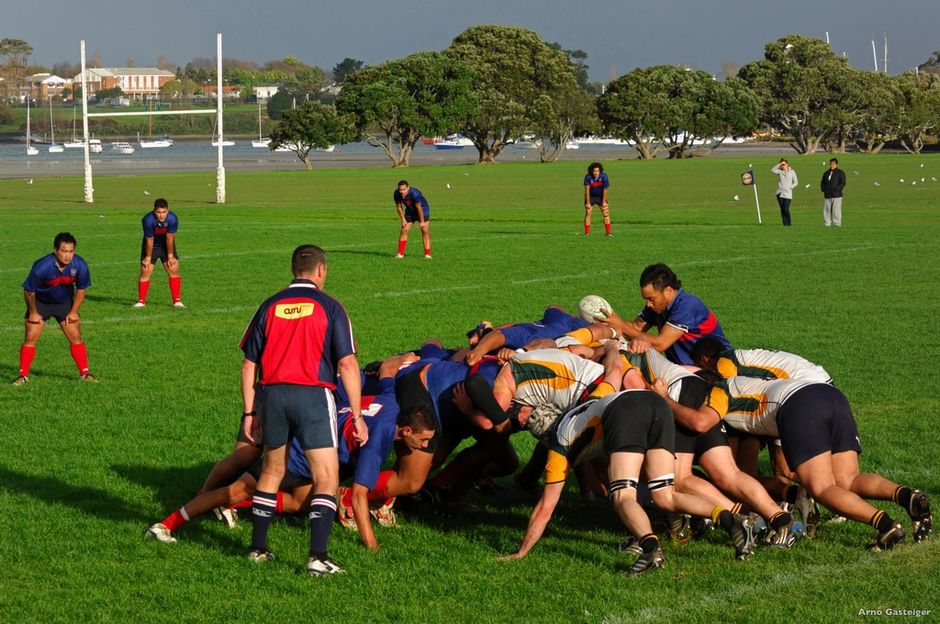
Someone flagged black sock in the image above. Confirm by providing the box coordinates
[869,509,895,533]
[893,486,913,510]
[770,511,792,531]
[785,484,799,504]
[309,494,337,557]
[250,490,278,551]
[639,533,659,553]
[715,508,735,531]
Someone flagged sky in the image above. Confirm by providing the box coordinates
[6,0,939,80]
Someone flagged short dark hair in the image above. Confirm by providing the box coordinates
[397,180,409,187]
[779,158,788,164]
[689,336,727,368]
[291,244,326,276]
[829,158,839,165]
[639,263,681,291]
[54,232,76,249]
[587,162,603,173]
[398,405,437,433]
[153,198,168,209]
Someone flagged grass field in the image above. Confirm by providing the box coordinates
[1,154,939,623]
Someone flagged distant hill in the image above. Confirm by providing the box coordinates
[917,50,940,73]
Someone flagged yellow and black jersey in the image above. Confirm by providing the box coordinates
[716,349,832,384]
[510,349,604,411]
[723,377,821,436]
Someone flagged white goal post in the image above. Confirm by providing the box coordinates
[79,33,227,204]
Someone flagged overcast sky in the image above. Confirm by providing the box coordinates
[7,0,939,80]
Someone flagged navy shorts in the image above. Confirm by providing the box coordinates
[141,242,178,263]
[602,392,675,455]
[674,420,729,456]
[29,299,71,324]
[404,208,430,224]
[588,195,606,207]
[777,384,861,470]
[260,384,337,450]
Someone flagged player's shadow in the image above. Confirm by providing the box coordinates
[328,249,395,259]
[0,464,148,522]
[0,363,74,382]
[111,461,215,509]
[84,293,135,306]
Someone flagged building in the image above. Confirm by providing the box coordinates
[74,67,175,100]
[252,84,279,101]
[24,73,71,101]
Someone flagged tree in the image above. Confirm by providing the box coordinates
[445,25,580,163]
[268,101,355,170]
[531,88,600,163]
[332,58,364,85]
[95,86,124,101]
[852,71,901,153]
[267,89,296,119]
[738,35,853,154]
[0,38,33,100]
[336,52,473,167]
[894,72,940,154]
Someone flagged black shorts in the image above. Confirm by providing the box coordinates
[404,209,430,224]
[141,241,177,263]
[588,195,606,207]
[260,384,336,450]
[29,299,71,323]
[674,420,729,456]
[777,384,861,470]
[395,367,441,453]
[602,392,675,455]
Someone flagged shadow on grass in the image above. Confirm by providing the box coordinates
[85,293,137,306]
[0,362,76,382]
[328,249,396,259]
[112,461,215,509]
[0,464,149,522]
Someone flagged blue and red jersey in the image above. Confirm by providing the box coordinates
[499,307,589,349]
[393,187,430,219]
[287,376,398,490]
[638,289,731,365]
[240,279,356,387]
[23,253,91,304]
[141,210,179,247]
[584,172,610,198]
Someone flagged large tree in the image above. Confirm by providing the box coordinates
[336,51,472,167]
[530,88,600,163]
[738,35,853,154]
[0,38,33,100]
[851,71,901,154]
[445,25,580,163]
[893,72,940,154]
[268,101,355,170]
[331,58,364,85]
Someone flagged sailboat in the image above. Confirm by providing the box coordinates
[251,101,293,151]
[48,99,64,153]
[25,96,39,156]
[64,109,83,148]
[139,101,173,148]
[211,115,234,147]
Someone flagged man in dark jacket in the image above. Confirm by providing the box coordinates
[820,158,846,227]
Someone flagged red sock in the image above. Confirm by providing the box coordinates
[397,240,407,256]
[229,500,252,509]
[424,247,431,256]
[161,509,188,532]
[276,491,286,512]
[168,276,181,303]
[605,222,611,235]
[584,224,591,235]
[137,279,150,303]
[18,345,36,377]
[69,342,89,375]
[368,471,393,502]
[340,486,353,508]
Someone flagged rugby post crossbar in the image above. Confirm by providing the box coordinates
[79,33,227,204]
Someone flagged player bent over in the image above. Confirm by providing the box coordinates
[393,180,432,259]
[14,232,95,385]
[135,198,184,309]
[583,162,611,236]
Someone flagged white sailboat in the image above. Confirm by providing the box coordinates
[139,103,173,148]
[64,109,84,148]
[25,96,38,156]
[211,115,234,147]
[252,100,272,148]
[48,99,64,153]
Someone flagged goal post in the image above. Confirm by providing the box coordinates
[79,33,227,204]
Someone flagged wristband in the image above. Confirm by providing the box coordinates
[242,411,256,417]
[352,415,362,421]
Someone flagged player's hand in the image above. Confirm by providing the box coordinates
[400,219,408,228]
[27,312,43,325]
[464,349,482,367]
[452,382,473,413]
[601,202,608,208]
[651,377,669,398]
[585,203,592,210]
[628,336,651,353]
[496,347,517,363]
[353,416,369,445]
[65,312,80,325]
[165,257,178,269]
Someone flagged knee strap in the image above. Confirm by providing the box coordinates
[608,478,639,498]
[648,473,675,492]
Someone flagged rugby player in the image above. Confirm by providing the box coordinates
[14,232,95,385]
[602,263,731,365]
[723,377,932,550]
[134,198,184,309]
[583,162,611,236]
[393,180,432,259]
[464,306,591,367]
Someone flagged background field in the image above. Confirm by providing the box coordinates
[1,154,939,623]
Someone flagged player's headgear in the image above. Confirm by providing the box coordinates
[526,402,563,439]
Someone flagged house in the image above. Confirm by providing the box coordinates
[25,73,71,101]
[252,84,279,101]
[74,67,175,100]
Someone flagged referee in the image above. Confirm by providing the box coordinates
[239,244,366,577]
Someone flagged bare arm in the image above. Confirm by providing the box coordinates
[501,481,564,559]
[68,288,87,323]
[350,482,379,550]
[466,329,507,366]
[649,378,720,433]
[628,323,685,354]
[23,290,41,322]
[164,233,177,261]
[142,237,155,266]
[338,354,367,444]
[240,359,260,445]
[395,204,406,226]
[584,184,591,206]
[601,307,649,339]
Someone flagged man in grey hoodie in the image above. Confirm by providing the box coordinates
[771,159,798,226]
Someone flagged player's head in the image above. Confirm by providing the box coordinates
[829,158,839,169]
[53,232,77,265]
[778,158,789,169]
[291,244,327,283]
[153,198,169,219]
[690,336,727,371]
[397,406,437,450]
[639,263,681,313]
[588,162,603,176]
[397,180,410,194]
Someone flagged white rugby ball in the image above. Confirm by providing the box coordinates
[578,295,611,322]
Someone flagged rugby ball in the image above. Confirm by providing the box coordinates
[578,295,611,322]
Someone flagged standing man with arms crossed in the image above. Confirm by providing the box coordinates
[583,162,611,236]
[240,244,367,577]
[14,232,95,385]
[771,159,798,226]
[393,180,432,259]
[134,198,184,308]
[820,158,846,227]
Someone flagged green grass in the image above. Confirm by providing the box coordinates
[1,154,939,622]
